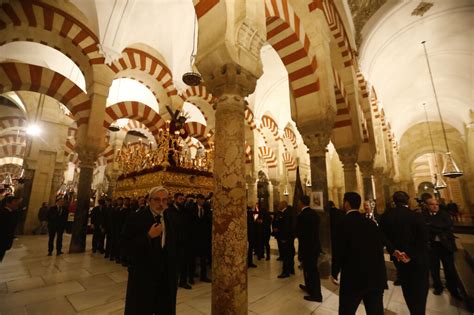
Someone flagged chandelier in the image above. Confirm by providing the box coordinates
[115,124,214,176]
[422,41,463,178]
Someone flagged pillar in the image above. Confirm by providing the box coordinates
[338,147,359,192]
[271,180,280,211]
[268,181,274,212]
[358,161,374,201]
[69,152,97,253]
[207,64,256,314]
[246,176,257,207]
[373,168,386,213]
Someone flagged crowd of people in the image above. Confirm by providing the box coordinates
[0,186,465,314]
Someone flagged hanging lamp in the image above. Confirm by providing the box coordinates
[182,13,202,86]
[421,41,463,178]
[422,103,447,190]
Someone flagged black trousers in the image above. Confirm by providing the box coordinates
[280,240,293,274]
[179,247,192,285]
[105,230,114,257]
[48,228,64,253]
[92,227,105,252]
[302,255,322,298]
[429,242,460,293]
[192,253,208,279]
[399,263,429,315]
[339,289,384,315]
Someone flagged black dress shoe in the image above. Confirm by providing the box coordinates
[266,257,270,261]
[450,290,462,300]
[277,257,282,261]
[290,270,295,275]
[189,279,195,285]
[47,252,52,256]
[57,252,63,256]
[433,287,444,295]
[304,295,322,302]
[278,273,290,279]
[179,283,192,290]
[200,277,212,283]
[248,263,257,268]
[299,284,308,292]
[393,279,401,286]
[104,254,109,259]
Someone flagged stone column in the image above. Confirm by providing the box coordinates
[245,176,257,207]
[69,150,97,253]
[358,161,374,201]
[106,172,120,198]
[303,133,332,277]
[373,168,386,213]
[207,64,256,314]
[268,181,274,212]
[338,147,359,192]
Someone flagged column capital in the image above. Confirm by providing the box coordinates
[358,161,374,177]
[302,132,331,157]
[205,63,257,100]
[338,146,359,169]
[76,144,102,169]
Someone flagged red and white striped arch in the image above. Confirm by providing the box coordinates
[265,0,320,99]
[258,115,280,142]
[282,126,297,149]
[282,152,296,171]
[356,72,369,98]
[0,163,22,176]
[0,116,27,130]
[245,106,257,130]
[109,48,178,101]
[193,0,220,19]
[0,143,25,159]
[0,1,103,86]
[0,134,26,147]
[123,120,156,143]
[182,85,216,123]
[184,121,209,144]
[332,67,351,129]
[0,62,91,125]
[103,101,165,141]
[319,0,355,67]
[258,146,277,168]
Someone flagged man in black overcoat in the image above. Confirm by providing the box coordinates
[190,194,212,282]
[122,186,179,315]
[0,195,21,262]
[424,196,462,299]
[90,198,107,254]
[247,206,257,268]
[296,195,322,302]
[332,192,387,315]
[276,200,295,278]
[379,191,429,315]
[46,197,68,256]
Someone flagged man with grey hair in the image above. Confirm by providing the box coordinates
[122,186,180,315]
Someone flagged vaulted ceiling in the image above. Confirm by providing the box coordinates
[357,0,473,139]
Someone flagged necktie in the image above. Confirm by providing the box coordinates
[155,214,162,224]
[199,207,203,218]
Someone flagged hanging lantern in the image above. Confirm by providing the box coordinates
[433,174,447,190]
[442,152,463,178]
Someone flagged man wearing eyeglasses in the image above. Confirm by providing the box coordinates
[122,186,179,315]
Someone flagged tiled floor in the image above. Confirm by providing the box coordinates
[0,234,470,314]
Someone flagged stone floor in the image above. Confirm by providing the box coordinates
[0,234,471,315]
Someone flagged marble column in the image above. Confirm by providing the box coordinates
[268,181,274,211]
[373,168,386,213]
[69,152,96,253]
[246,177,257,207]
[358,161,374,201]
[338,147,359,192]
[207,63,256,314]
[106,173,119,198]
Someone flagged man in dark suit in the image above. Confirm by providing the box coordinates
[332,192,387,315]
[247,206,257,268]
[424,197,462,299]
[363,200,380,225]
[190,194,212,283]
[296,195,322,302]
[379,191,429,315]
[276,200,295,278]
[46,197,68,256]
[122,186,179,315]
[0,195,21,262]
[118,197,133,266]
[90,198,107,254]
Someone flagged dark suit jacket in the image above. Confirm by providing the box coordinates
[423,209,456,252]
[46,205,68,230]
[277,207,294,242]
[121,206,179,314]
[332,211,387,295]
[0,207,18,251]
[296,207,321,261]
[191,203,212,255]
[90,206,106,228]
[379,205,429,267]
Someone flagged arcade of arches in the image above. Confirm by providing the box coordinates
[0,0,473,314]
